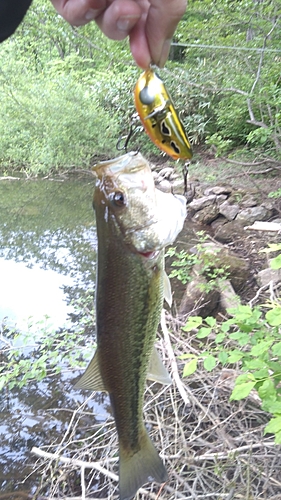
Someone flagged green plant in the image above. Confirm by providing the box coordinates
[167,234,230,292]
[268,189,281,199]
[260,243,281,271]
[181,299,281,443]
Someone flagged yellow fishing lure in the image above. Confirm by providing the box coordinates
[134,68,192,161]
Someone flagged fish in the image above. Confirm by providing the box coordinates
[75,152,186,500]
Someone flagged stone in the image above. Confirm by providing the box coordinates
[218,279,241,311]
[211,215,228,231]
[204,185,233,196]
[216,194,228,204]
[188,195,217,212]
[192,204,220,225]
[214,221,245,244]
[219,201,240,221]
[257,268,281,287]
[240,192,260,208]
[178,274,220,318]
[236,206,273,226]
[195,242,249,292]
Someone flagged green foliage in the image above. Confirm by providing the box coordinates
[260,243,281,271]
[268,188,281,199]
[167,234,230,291]
[0,291,96,390]
[0,0,281,170]
[182,299,281,443]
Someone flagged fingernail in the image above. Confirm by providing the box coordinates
[117,16,139,32]
[85,9,99,20]
[159,39,172,68]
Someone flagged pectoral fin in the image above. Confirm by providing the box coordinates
[147,346,172,385]
[163,270,172,307]
[74,350,107,392]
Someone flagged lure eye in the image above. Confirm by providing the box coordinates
[110,191,126,207]
[139,86,155,105]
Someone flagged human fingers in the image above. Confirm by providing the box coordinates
[50,0,107,26]
[130,0,187,68]
[95,0,142,41]
[50,0,142,37]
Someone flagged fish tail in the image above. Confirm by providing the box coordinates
[119,430,168,500]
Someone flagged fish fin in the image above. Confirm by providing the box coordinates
[74,350,107,392]
[119,429,168,500]
[147,346,172,385]
[163,270,172,307]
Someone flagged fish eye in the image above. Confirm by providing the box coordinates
[110,191,126,207]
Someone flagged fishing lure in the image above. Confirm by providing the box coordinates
[134,68,192,161]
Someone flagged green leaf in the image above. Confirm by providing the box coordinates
[250,340,274,356]
[264,416,281,435]
[262,400,281,414]
[218,351,229,365]
[266,308,281,327]
[258,379,276,401]
[228,305,253,321]
[270,254,281,270]
[229,331,249,346]
[227,350,244,363]
[230,381,256,401]
[179,353,197,360]
[197,327,212,339]
[203,355,217,372]
[274,430,281,444]
[272,342,281,356]
[205,316,216,327]
[215,333,225,344]
[183,358,198,377]
[182,316,202,332]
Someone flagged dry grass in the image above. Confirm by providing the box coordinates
[30,311,281,500]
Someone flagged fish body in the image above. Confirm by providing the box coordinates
[75,152,186,500]
[134,68,192,161]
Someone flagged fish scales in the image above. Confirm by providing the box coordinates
[75,152,187,500]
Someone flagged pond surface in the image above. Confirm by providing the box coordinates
[0,176,106,495]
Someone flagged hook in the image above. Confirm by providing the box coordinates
[116,113,142,153]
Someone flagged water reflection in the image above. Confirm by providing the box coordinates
[0,177,103,494]
[0,258,73,330]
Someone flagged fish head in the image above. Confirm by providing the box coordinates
[93,152,186,255]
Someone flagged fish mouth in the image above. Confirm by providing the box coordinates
[138,250,159,259]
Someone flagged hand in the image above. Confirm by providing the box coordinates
[50,0,187,69]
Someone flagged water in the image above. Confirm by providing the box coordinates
[0,176,106,494]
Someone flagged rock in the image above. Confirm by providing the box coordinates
[214,221,245,243]
[211,215,228,230]
[188,195,217,212]
[157,179,172,193]
[204,185,233,196]
[236,206,273,226]
[218,279,241,311]
[239,192,260,208]
[219,201,240,221]
[195,242,250,292]
[178,274,220,318]
[216,194,228,204]
[257,268,281,287]
[192,204,220,224]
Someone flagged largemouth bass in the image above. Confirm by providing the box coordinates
[75,152,186,500]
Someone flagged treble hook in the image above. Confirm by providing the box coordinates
[116,113,142,153]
